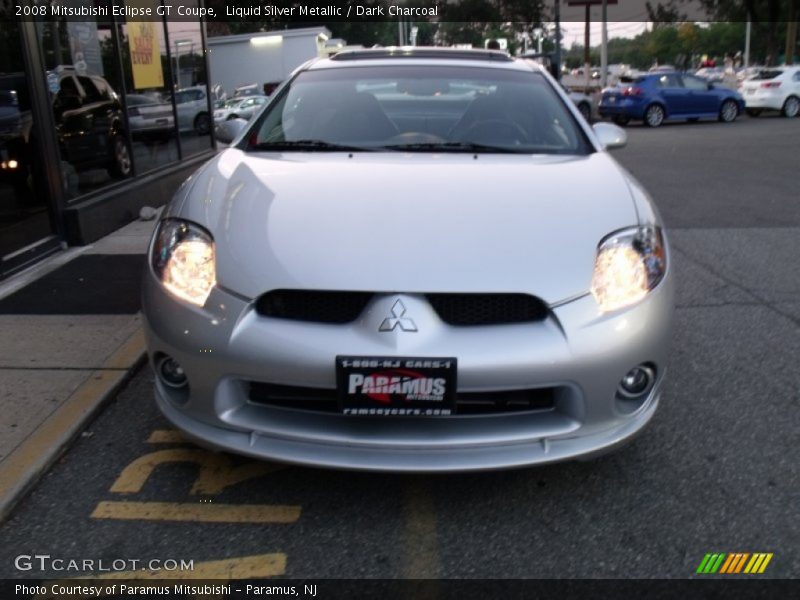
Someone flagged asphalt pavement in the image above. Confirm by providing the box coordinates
[0,114,798,581]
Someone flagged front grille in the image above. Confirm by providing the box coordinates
[255,290,548,326]
[248,382,556,416]
[427,293,548,326]
[255,290,372,324]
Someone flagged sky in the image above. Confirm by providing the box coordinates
[559,21,650,46]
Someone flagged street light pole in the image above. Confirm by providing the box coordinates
[601,0,608,88]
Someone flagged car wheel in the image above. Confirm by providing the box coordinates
[194,113,211,135]
[782,95,800,118]
[745,108,762,117]
[108,135,132,179]
[719,99,739,122]
[578,102,592,122]
[644,104,665,127]
[612,115,630,126]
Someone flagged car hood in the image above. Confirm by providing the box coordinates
[175,149,639,305]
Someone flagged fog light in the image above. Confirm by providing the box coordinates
[618,365,655,399]
[157,356,188,388]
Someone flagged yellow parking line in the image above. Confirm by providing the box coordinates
[91,501,301,523]
[146,429,189,444]
[109,448,283,496]
[35,554,286,598]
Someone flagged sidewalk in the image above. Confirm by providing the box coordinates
[0,215,159,521]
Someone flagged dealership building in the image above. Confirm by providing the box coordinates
[0,2,217,278]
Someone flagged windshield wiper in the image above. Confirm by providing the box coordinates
[249,140,376,152]
[381,142,522,153]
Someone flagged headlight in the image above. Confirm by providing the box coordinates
[590,226,666,313]
[150,219,216,307]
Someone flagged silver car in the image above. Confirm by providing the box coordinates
[143,48,674,472]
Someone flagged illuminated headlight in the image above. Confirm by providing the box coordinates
[150,219,216,307]
[590,226,666,313]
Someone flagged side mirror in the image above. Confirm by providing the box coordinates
[708,82,715,90]
[592,122,627,150]
[215,118,248,144]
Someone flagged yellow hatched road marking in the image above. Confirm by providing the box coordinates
[91,501,300,523]
[36,554,286,598]
[758,553,773,573]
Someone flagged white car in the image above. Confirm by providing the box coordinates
[174,86,214,134]
[213,96,268,124]
[741,67,800,117]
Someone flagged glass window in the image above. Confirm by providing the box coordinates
[37,19,140,198]
[246,66,591,155]
[166,2,215,156]
[116,9,179,176]
[682,75,709,91]
[0,22,57,261]
[657,75,681,88]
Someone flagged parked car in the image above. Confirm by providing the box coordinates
[213,95,268,124]
[598,72,744,127]
[740,67,800,118]
[51,68,132,178]
[126,93,174,140]
[142,47,674,472]
[173,86,213,135]
[0,75,33,189]
[564,84,592,122]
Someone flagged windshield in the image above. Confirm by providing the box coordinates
[244,65,591,155]
[751,69,783,80]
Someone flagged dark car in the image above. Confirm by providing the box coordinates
[0,75,34,190]
[598,72,744,127]
[52,68,131,178]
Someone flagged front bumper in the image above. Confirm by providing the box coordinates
[142,269,674,472]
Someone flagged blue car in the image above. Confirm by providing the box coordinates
[598,72,744,127]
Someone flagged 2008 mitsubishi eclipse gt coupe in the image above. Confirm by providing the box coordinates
[142,48,674,472]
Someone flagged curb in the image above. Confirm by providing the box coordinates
[0,329,146,523]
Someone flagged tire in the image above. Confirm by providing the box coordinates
[578,102,592,123]
[108,135,132,179]
[745,108,762,117]
[719,99,739,123]
[194,112,211,135]
[782,95,800,118]
[644,104,665,127]
[612,115,630,126]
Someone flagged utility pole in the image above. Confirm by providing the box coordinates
[745,20,751,68]
[554,0,562,80]
[600,0,608,88]
[786,0,797,65]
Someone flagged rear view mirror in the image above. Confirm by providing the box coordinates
[215,118,248,144]
[592,122,627,150]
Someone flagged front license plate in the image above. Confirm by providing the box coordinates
[336,356,457,416]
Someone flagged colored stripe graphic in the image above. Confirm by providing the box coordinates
[758,553,773,573]
[698,552,773,575]
[696,554,713,574]
[719,553,736,574]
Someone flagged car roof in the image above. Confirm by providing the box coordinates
[308,47,538,73]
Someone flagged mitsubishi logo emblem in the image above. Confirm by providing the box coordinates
[379,299,418,332]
